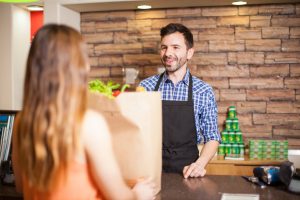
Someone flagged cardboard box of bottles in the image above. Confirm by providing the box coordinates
[249,139,288,160]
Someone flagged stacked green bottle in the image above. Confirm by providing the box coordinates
[275,140,288,160]
[218,106,245,160]
[249,139,288,160]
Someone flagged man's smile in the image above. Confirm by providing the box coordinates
[164,57,176,65]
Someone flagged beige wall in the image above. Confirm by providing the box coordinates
[0,5,29,110]
[11,5,30,110]
[81,3,300,148]
[0,0,80,111]
[44,0,80,30]
[0,4,13,109]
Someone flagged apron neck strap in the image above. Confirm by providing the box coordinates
[154,73,164,91]
[154,72,193,102]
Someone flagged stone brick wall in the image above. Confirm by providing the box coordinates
[81,4,300,148]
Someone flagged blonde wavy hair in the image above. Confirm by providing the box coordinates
[16,24,89,191]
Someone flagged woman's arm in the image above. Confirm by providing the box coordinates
[12,114,23,193]
[82,110,154,200]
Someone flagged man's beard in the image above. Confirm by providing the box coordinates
[161,55,187,73]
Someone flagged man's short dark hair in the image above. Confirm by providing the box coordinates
[160,23,194,49]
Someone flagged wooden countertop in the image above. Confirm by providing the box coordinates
[156,173,299,200]
[0,183,22,200]
[2,173,299,200]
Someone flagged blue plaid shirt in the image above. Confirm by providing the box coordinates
[139,69,221,144]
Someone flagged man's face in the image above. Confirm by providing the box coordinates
[160,32,194,73]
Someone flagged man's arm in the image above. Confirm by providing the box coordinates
[183,87,220,178]
[183,140,219,178]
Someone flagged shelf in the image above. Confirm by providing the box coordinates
[209,155,285,166]
[0,110,19,115]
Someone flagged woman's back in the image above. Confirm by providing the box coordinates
[23,160,103,200]
[12,24,155,200]
[19,109,104,200]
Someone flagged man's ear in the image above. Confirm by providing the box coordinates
[187,47,194,60]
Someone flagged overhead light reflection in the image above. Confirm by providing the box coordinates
[27,5,43,11]
[137,5,152,10]
[232,1,247,6]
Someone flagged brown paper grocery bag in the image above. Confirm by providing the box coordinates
[88,92,162,194]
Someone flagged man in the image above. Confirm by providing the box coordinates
[139,23,221,178]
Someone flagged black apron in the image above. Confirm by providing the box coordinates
[154,72,199,173]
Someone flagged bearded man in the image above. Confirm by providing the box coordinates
[139,23,221,179]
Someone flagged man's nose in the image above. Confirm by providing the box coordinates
[165,47,173,56]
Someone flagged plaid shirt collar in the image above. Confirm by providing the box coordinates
[162,68,191,86]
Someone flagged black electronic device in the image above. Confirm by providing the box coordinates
[279,161,300,194]
[253,166,281,185]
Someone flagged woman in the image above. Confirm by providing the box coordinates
[12,24,155,200]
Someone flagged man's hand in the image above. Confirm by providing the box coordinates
[182,140,219,179]
[183,162,206,179]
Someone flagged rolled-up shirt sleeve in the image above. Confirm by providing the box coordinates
[198,89,221,144]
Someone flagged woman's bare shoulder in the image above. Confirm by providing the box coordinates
[81,109,111,143]
[83,109,105,125]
